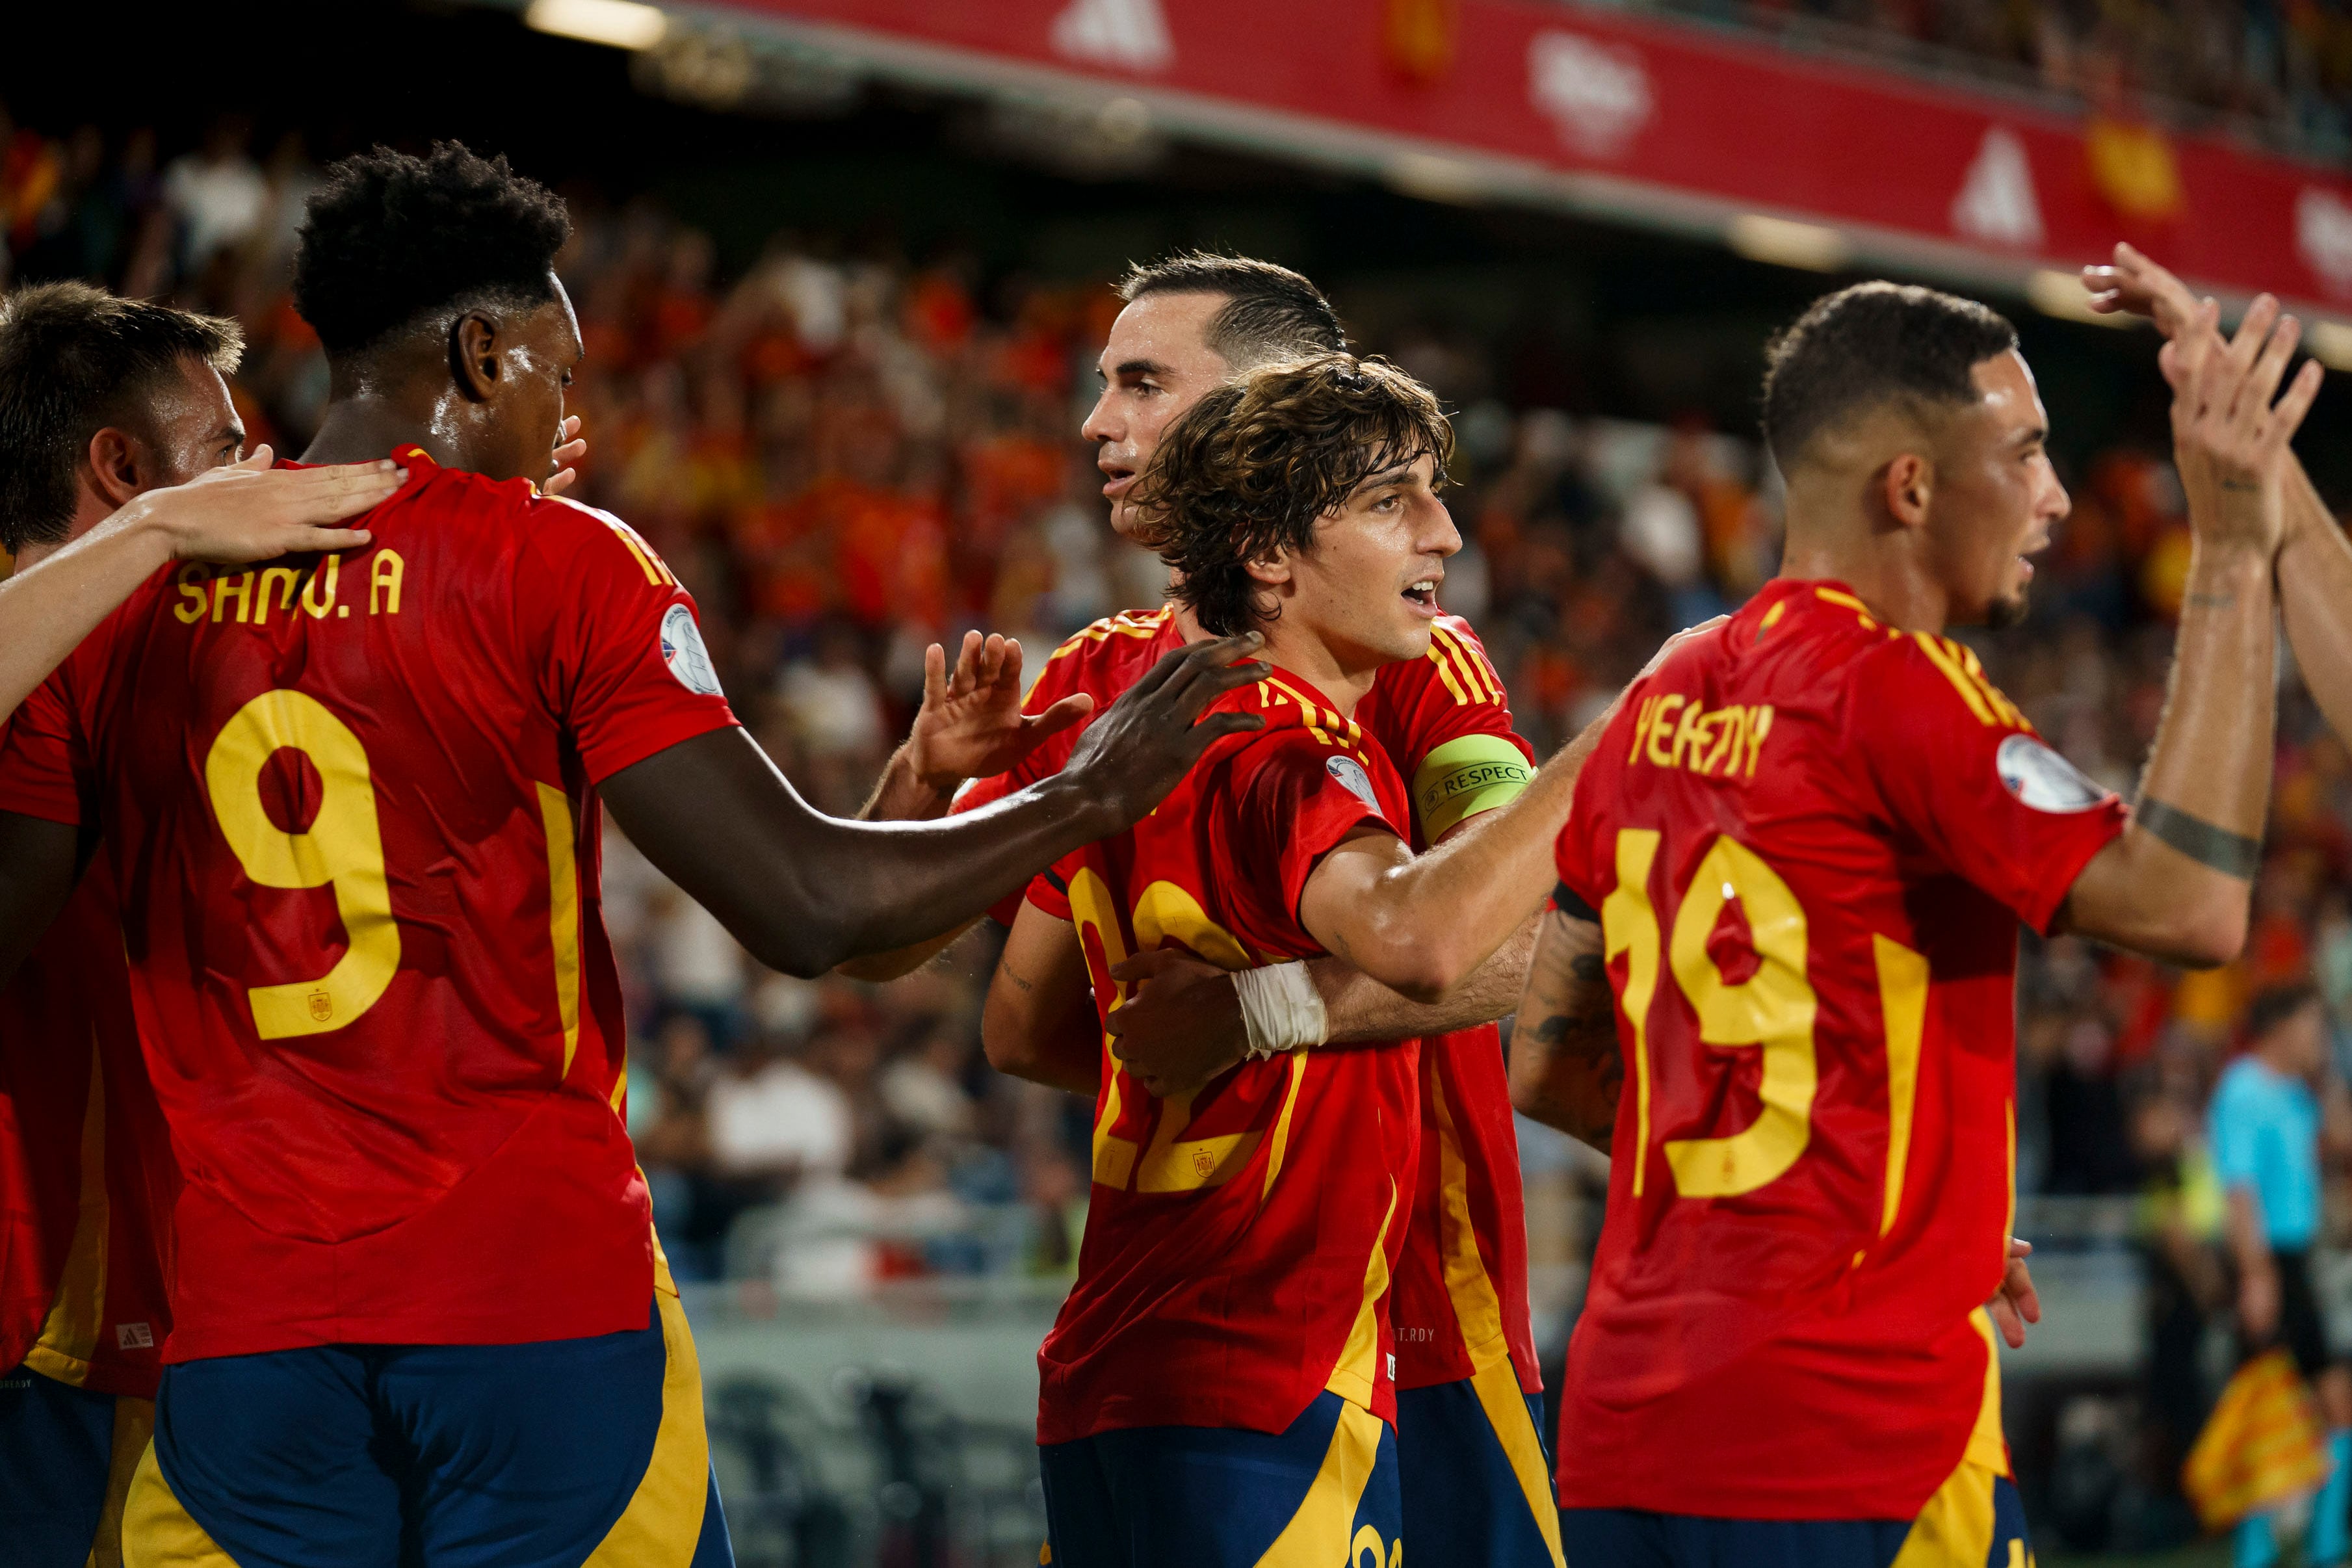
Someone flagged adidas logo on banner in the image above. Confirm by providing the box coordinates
[1051,0,1174,72]
[1950,127,2045,250]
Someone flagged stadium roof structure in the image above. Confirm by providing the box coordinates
[499,0,2352,363]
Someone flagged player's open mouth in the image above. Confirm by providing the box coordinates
[1402,579,1440,616]
[1101,467,1135,499]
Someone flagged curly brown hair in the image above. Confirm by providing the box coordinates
[1130,353,1453,636]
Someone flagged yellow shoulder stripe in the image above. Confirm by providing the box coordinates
[1431,623,1504,705]
[596,516,676,588]
[1910,633,1994,724]
[1814,586,1879,631]
[1908,633,2028,729]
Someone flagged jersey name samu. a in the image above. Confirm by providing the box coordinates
[0,448,738,1362]
[1551,579,2127,1520]
[0,850,175,1396]
[1026,668,1419,1444]
[958,608,1543,1395]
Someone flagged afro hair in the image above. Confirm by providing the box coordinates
[292,142,571,358]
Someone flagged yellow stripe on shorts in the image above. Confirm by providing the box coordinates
[122,1442,238,1568]
[584,1288,712,1566]
[1256,1402,1395,1568]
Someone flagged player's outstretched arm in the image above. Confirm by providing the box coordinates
[0,451,395,719]
[1097,919,1537,1101]
[1091,636,1690,1095]
[2055,296,2318,965]
[857,631,1095,824]
[1287,696,1609,1003]
[2084,245,2352,745]
[981,902,1103,1097]
[835,632,1097,984]
[603,634,1266,979]
[1506,904,1617,1153]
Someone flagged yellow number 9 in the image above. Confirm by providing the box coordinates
[205,690,400,1038]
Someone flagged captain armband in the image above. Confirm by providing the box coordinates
[1235,961,1328,1060]
[1412,734,1534,842]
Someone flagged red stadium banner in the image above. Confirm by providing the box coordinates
[725,0,2352,313]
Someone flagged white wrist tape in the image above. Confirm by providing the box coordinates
[1234,961,1327,1061]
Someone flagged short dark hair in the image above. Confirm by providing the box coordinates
[292,142,571,359]
[2249,980,2325,1044]
[0,281,241,554]
[1116,252,1346,371]
[1760,281,2019,470]
[1132,352,1452,636]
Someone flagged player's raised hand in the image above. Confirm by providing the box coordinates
[1062,633,1270,830]
[543,415,587,497]
[1986,1237,2041,1349]
[2082,243,2223,395]
[904,631,1095,794]
[1104,948,1249,1099]
[2172,294,2324,555]
[138,448,398,564]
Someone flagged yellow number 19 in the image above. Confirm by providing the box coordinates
[1599,827,1927,1227]
[204,690,400,1038]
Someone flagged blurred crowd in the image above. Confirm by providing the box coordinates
[14,111,2352,1542]
[1641,0,2352,156]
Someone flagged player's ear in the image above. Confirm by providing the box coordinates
[1244,548,1294,589]
[82,426,145,509]
[449,312,501,403]
[1879,452,1933,530]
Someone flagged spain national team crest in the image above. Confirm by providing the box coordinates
[659,603,724,696]
[307,988,333,1023]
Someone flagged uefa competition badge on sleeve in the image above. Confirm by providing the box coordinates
[1326,754,1387,821]
[1995,733,2108,813]
[659,603,724,696]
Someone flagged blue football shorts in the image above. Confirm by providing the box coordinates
[1561,1458,2032,1568]
[0,1359,119,1567]
[1039,1389,1402,1568]
[1396,1360,1565,1568]
[122,1290,733,1568]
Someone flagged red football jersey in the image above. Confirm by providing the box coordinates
[0,852,176,1397]
[1026,667,1419,1444]
[960,610,1545,1396]
[0,448,737,1362]
[1550,579,2128,1519]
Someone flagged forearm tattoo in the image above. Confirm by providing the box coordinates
[2138,798,2263,880]
[1528,950,1621,1151]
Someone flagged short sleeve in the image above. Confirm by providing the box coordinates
[517,500,740,784]
[1232,733,1402,928]
[1025,865,1073,922]
[0,666,92,827]
[1362,619,1535,843]
[1854,634,2126,935]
